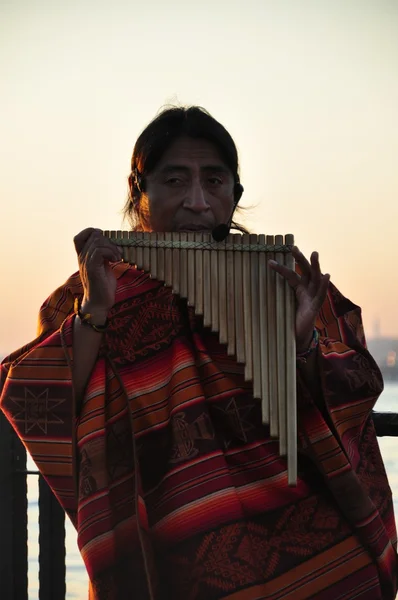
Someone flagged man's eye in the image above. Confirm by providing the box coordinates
[166,177,183,185]
[208,177,223,185]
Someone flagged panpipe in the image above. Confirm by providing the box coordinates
[104,231,297,485]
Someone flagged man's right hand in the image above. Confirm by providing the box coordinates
[73,228,122,321]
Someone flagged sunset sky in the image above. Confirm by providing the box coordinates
[1,0,397,357]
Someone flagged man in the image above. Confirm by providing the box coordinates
[1,106,397,599]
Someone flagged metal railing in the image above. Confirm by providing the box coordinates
[0,412,66,600]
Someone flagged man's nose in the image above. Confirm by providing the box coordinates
[183,181,210,212]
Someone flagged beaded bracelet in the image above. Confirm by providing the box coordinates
[74,298,109,333]
[296,328,319,364]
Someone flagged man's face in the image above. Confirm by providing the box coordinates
[141,136,236,233]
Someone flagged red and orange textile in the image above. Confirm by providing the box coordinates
[0,263,397,599]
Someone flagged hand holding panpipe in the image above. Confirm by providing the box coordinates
[104,230,297,485]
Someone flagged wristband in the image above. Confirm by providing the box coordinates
[296,328,319,364]
[74,298,109,333]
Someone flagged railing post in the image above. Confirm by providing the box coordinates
[0,411,28,600]
[38,475,66,600]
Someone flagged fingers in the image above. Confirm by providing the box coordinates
[268,245,312,289]
[84,239,121,265]
[73,228,100,256]
[269,247,330,299]
[74,229,122,264]
[313,272,330,310]
[293,247,323,287]
[309,251,322,287]
[292,246,311,273]
[74,229,122,311]
[86,246,121,267]
[268,260,301,289]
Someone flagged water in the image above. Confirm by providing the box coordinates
[26,383,398,599]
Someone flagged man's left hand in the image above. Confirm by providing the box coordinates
[269,247,330,353]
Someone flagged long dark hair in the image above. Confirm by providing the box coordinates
[122,106,248,232]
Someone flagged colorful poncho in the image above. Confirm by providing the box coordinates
[0,263,397,599]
